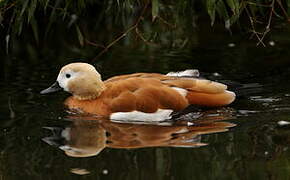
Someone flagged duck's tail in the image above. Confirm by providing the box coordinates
[186,90,236,107]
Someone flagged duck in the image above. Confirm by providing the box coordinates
[41,62,236,121]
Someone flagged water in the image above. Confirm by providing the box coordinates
[2,27,290,179]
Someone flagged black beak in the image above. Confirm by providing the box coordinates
[40,82,62,94]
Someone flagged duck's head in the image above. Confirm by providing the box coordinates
[41,63,106,100]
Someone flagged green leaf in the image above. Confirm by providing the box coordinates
[5,34,10,54]
[44,0,50,11]
[229,13,239,26]
[227,0,242,26]
[75,25,84,47]
[20,0,30,18]
[28,0,37,23]
[216,0,229,19]
[15,10,24,36]
[45,0,61,37]
[63,0,72,20]
[288,0,290,16]
[207,0,217,26]
[78,0,85,10]
[257,0,265,16]
[0,0,7,7]
[17,20,23,35]
[152,0,159,21]
[0,12,3,25]
[249,4,257,20]
[30,16,39,44]
[20,0,29,16]
[226,0,239,15]
[216,0,230,30]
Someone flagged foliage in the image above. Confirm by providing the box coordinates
[0,0,290,55]
[206,0,290,46]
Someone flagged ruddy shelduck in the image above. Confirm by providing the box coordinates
[41,63,236,121]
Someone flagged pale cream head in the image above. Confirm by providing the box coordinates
[56,63,106,100]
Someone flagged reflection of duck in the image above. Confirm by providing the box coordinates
[43,112,235,158]
[41,63,235,121]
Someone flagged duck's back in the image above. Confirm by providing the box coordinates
[103,76,189,112]
[65,72,235,120]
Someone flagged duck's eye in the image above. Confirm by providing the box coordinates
[65,74,71,78]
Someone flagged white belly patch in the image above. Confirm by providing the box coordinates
[110,109,173,122]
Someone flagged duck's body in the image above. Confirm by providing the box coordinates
[41,63,236,121]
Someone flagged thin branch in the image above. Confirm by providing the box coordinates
[244,1,271,7]
[8,97,15,119]
[276,0,290,20]
[85,39,106,49]
[272,8,284,19]
[47,4,67,12]
[0,2,16,13]
[256,0,274,46]
[135,27,157,46]
[90,3,149,62]
[244,0,278,46]
[156,16,176,28]
[245,6,266,46]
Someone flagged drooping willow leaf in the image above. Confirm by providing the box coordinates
[76,25,84,46]
[152,0,159,21]
[207,0,217,26]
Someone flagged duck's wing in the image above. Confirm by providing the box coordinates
[103,77,189,114]
[161,78,236,106]
[103,76,235,121]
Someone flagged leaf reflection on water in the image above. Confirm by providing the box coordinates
[42,109,236,158]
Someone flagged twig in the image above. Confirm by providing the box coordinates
[245,7,266,46]
[157,16,176,28]
[244,1,271,7]
[272,8,284,19]
[47,4,67,12]
[90,3,149,62]
[276,0,289,20]
[244,0,278,46]
[256,0,274,46]
[85,39,106,49]
[0,2,16,13]
[8,97,15,119]
[135,27,157,46]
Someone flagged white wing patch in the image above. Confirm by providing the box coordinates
[110,109,173,122]
[171,87,188,97]
[166,69,199,77]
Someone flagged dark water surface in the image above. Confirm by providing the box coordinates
[2,27,290,179]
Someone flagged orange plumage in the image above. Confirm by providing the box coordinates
[64,72,235,118]
[41,63,236,120]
